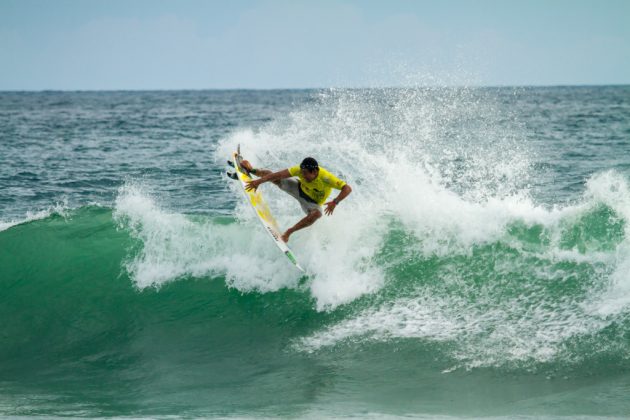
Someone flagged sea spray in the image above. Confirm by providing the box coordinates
[213,88,532,309]
[113,182,299,292]
[215,88,630,368]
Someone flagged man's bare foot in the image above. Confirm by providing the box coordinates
[240,159,254,173]
[281,231,291,243]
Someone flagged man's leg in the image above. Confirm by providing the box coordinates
[281,209,322,243]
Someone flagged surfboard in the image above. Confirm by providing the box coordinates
[228,145,304,272]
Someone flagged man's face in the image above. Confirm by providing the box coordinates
[302,168,319,182]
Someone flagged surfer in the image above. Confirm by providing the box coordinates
[242,157,352,243]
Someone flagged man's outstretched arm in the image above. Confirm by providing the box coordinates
[245,169,291,191]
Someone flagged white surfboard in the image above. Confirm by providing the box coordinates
[229,145,304,272]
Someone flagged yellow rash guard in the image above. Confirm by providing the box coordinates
[288,165,347,205]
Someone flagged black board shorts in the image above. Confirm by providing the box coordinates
[278,178,323,215]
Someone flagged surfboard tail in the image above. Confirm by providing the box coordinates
[285,251,305,272]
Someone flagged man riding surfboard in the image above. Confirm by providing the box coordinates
[242,157,352,243]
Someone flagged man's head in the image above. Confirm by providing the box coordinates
[300,157,319,181]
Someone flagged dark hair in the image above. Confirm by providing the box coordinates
[300,157,319,171]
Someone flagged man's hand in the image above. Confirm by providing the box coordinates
[326,186,351,215]
[245,179,262,192]
[324,201,337,216]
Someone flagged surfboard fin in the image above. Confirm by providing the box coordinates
[227,160,234,167]
[226,171,238,180]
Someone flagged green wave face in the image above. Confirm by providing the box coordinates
[1,206,325,416]
[2,196,630,417]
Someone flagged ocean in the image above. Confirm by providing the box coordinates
[1,86,630,418]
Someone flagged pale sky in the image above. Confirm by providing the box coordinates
[1,0,629,90]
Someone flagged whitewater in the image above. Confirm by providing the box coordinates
[1,86,630,418]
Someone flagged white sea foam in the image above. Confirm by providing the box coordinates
[581,171,630,316]
[297,271,613,368]
[294,167,630,366]
[117,86,630,366]
[113,182,298,292]
[209,88,630,365]
[297,295,470,351]
[212,88,542,309]
[0,201,69,232]
[215,89,567,309]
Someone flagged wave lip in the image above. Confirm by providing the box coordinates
[0,201,69,232]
